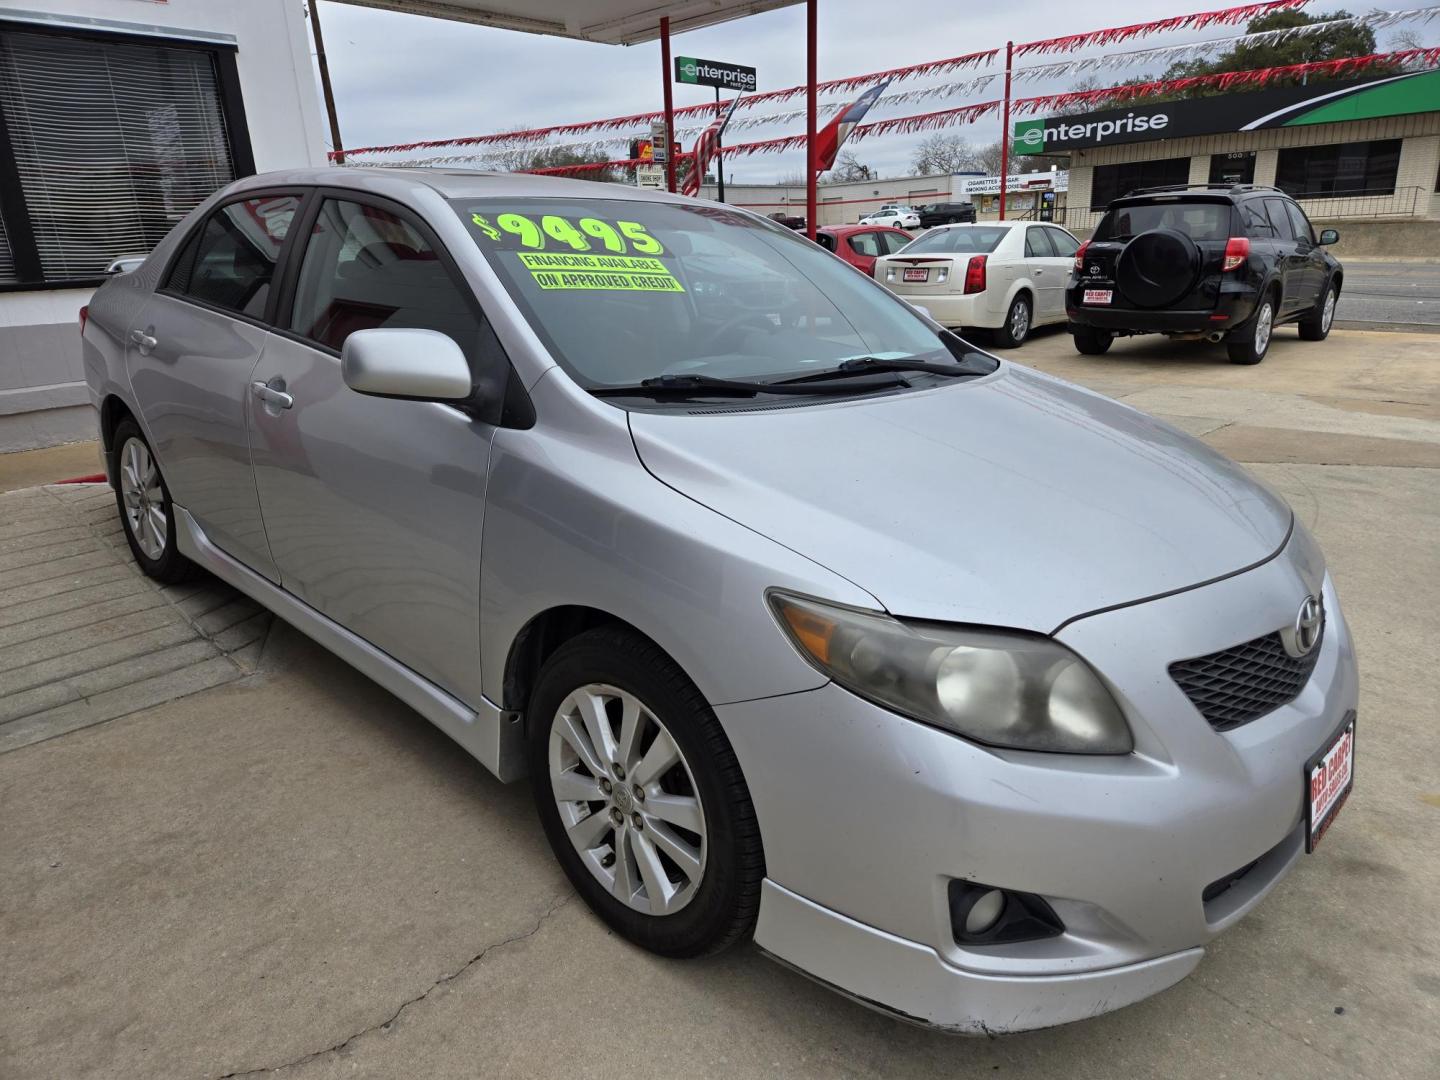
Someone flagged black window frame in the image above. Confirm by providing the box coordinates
[157,187,310,329]
[0,18,255,292]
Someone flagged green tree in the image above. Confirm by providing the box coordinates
[1160,10,1380,90]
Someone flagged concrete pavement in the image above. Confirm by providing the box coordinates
[1,328,1437,1079]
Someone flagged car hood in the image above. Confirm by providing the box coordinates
[627,363,1292,631]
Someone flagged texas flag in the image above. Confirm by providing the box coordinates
[811,78,892,173]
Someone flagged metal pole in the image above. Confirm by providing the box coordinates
[661,17,676,193]
[715,86,725,203]
[309,1,345,163]
[998,40,1012,221]
[805,0,817,239]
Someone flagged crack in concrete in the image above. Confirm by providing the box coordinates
[211,891,572,1079]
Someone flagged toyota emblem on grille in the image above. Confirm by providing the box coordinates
[1282,595,1324,658]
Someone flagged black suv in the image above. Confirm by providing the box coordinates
[1066,185,1342,364]
[917,201,977,227]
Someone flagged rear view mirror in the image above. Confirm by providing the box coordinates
[1318,228,1339,246]
[341,328,472,402]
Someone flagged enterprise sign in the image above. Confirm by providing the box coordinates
[675,56,757,92]
[1013,70,1440,155]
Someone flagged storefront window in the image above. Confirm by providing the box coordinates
[1090,158,1190,210]
[0,26,250,286]
[1275,140,1402,198]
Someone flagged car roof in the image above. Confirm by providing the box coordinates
[820,224,907,236]
[225,165,703,207]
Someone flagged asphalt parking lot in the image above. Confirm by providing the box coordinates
[2,326,1438,1079]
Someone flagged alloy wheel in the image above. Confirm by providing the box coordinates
[1321,289,1336,333]
[119,436,166,560]
[1255,301,1273,356]
[548,684,707,916]
[1010,298,1030,342]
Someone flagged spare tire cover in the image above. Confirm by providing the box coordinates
[1116,228,1202,309]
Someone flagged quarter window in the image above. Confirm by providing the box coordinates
[1283,201,1316,245]
[1240,201,1277,239]
[1264,198,1296,241]
[165,196,297,319]
[288,199,490,371]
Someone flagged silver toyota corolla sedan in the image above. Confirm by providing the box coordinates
[81,168,1357,1033]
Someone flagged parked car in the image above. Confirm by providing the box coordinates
[917,201,977,227]
[83,168,1357,1035]
[860,207,921,229]
[766,211,806,230]
[1067,184,1342,364]
[815,223,912,276]
[874,221,1082,347]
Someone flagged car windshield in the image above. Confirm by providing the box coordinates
[898,226,1009,255]
[454,198,983,388]
[1095,201,1232,241]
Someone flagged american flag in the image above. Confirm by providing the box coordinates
[682,95,743,197]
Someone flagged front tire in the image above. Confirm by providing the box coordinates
[528,627,764,958]
[993,293,1032,349]
[1227,296,1275,365]
[1072,326,1114,355]
[111,419,196,584]
[1298,282,1337,341]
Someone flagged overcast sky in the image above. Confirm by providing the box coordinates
[315,1,1412,181]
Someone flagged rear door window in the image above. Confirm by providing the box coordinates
[1024,228,1055,258]
[1044,227,1080,258]
[1264,198,1296,241]
[848,231,881,258]
[164,195,299,319]
[1241,200,1278,239]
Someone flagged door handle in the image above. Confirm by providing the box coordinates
[251,380,294,410]
[130,329,157,350]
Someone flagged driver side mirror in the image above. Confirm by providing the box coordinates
[1318,228,1339,246]
[341,328,472,402]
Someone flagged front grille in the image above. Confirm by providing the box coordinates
[1169,625,1323,731]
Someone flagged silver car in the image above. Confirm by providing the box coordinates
[82,168,1358,1034]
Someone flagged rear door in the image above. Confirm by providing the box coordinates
[1022,226,1065,321]
[248,192,505,707]
[127,191,303,581]
[1263,197,1311,315]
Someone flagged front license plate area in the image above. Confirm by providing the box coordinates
[903,267,929,282]
[1082,288,1112,304]
[1305,712,1355,852]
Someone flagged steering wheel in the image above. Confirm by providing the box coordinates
[693,311,776,355]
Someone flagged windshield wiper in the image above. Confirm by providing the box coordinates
[771,356,976,385]
[590,372,907,399]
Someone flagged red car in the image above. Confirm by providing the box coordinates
[815,224,913,276]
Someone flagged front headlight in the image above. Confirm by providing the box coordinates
[770,593,1133,754]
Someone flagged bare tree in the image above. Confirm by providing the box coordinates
[1388,27,1425,50]
[971,140,1006,176]
[910,132,981,175]
[832,150,873,181]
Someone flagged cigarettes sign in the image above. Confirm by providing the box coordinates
[675,56,757,93]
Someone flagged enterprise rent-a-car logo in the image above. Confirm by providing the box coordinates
[1014,111,1170,154]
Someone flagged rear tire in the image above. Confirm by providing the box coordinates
[1072,326,1114,355]
[993,294,1032,349]
[111,419,196,584]
[1298,282,1337,341]
[528,627,764,958]
[1226,296,1275,365]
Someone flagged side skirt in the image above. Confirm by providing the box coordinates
[173,505,526,782]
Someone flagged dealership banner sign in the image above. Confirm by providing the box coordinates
[1013,70,1440,155]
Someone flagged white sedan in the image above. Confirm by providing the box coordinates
[860,207,921,229]
[874,222,1082,348]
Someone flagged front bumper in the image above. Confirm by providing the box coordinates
[718,530,1358,1032]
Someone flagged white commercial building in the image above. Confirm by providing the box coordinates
[0,0,327,451]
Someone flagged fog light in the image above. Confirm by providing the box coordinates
[948,880,1064,946]
[963,889,1005,935]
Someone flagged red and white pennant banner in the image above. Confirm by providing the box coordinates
[1014,0,1309,56]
